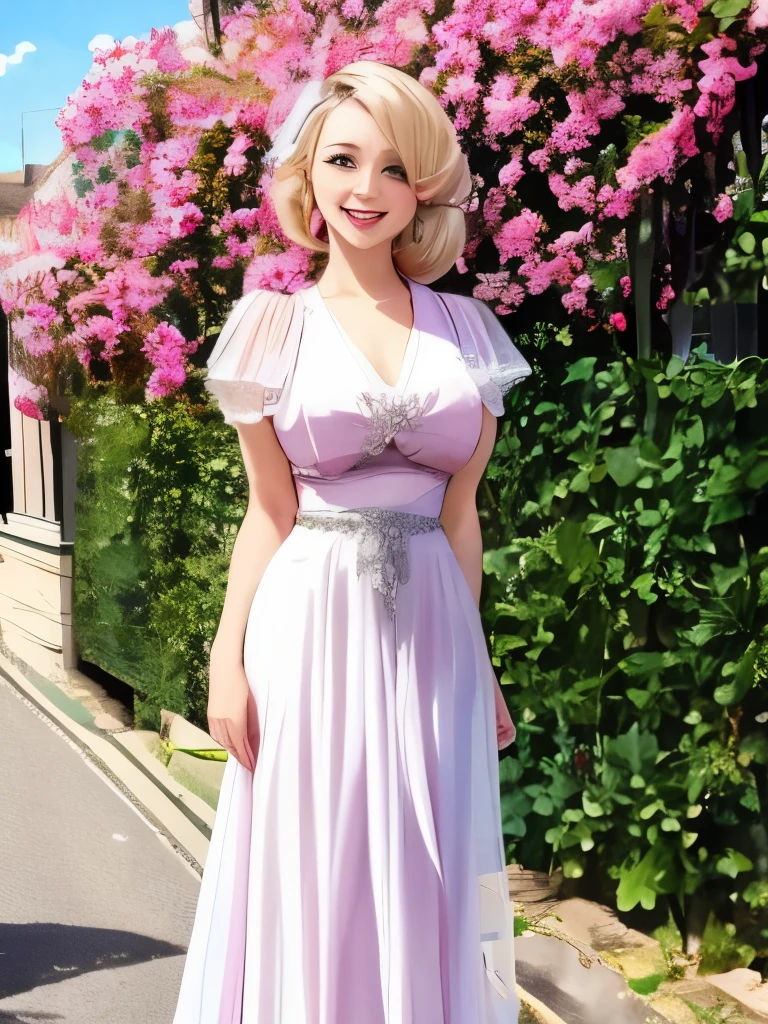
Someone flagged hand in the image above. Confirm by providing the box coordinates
[493,673,516,750]
[207,662,259,772]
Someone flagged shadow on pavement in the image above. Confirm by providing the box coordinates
[516,933,670,1024]
[0,1013,64,1022]
[0,922,186,1000]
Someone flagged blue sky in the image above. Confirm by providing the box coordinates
[0,1,193,172]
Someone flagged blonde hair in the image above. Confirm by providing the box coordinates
[269,62,471,285]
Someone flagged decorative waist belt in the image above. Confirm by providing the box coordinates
[295,507,443,619]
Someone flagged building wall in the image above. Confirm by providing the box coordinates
[2,234,75,677]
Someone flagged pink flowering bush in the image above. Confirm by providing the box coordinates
[1,3,767,416]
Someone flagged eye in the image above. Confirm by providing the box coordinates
[324,154,408,182]
[324,153,355,168]
[386,165,408,181]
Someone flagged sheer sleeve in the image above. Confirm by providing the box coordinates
[204,287,304,426]
[438,293,532,416]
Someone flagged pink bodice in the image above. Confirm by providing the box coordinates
[204,277,532,517]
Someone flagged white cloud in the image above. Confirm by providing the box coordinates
[173,19,201,44]
[0,41,36,76]
[88,33,116,53]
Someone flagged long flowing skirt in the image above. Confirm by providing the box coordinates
[172,522,518,1023]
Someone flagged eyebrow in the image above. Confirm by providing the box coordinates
[322,142,402,159]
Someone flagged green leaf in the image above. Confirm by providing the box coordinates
[533,401,560,416]
[715,848,753,878]
[533,794,554,816]
[684,416,705,449]
[714,653,755,705]
[738,231,756,255]
[661,817,681,832]
[563,808,585,823]
[616,846,677,912]
[746,459,768,490]
[711,0,750,14]
[742,881,768,911]
[562,856,585,879]
[605,446,642,486]
[494,635,528,655]
[607,722,659,774]
[740,732,768,765]
[514,914,533,937]
[563,357,597,385]
[585,514,616,533]
[640,800,662,820]
[500,789,531,838]
[665,355,685,378]
[627,687,652,709]
[583,794,605,818]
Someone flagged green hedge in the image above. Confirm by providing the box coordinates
[69,376,248,728]
[482,328,768,950]
[69,335,767,952]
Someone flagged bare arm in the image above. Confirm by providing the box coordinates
[210,416,298,671]
[441,404,516,749]
[207,415,298,769]
[439,403,498,604]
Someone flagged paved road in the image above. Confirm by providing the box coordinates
[0,678,199,1024]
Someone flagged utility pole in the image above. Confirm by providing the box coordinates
[205,0,222,44]
[21,107,61,178]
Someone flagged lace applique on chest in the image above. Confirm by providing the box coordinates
[351,391,432,470]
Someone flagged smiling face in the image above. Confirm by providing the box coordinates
[309,97,418,252]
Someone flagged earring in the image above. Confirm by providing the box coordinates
[412,213,424,244]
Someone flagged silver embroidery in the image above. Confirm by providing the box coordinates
[292,463,323,478]
[352,391,431,470]
[295,507,443,619]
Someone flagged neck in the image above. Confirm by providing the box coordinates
[317,226,408,299]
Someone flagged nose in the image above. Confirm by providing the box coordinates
[351,164,378,200]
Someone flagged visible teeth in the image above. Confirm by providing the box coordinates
[346,210,382,220]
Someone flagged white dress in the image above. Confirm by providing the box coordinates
[172,277,531,1023]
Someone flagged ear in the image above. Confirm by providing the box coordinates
[310,207,328,243]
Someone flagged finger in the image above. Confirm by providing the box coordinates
[242,733,255,773]
[232,721,254,772]
[222,720,240,767]
[224,720,250,771]
[211,721,231,756]
[233,717,254,772]
[208,719,224,750]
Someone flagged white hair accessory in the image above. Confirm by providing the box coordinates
[264,79,325,168]
[264,74,474,211]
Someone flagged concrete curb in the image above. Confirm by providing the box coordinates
[0,651,208,874]
[517,987,568,1024]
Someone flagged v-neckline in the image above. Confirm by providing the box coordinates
[309,277,420,392]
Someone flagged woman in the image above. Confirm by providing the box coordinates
[173,60,531,1024]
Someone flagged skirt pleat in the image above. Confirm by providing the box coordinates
[173,524,519,1024]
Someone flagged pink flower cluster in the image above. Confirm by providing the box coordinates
[142,322,200,399]
[1,0,766,419]
[424,0,764,321]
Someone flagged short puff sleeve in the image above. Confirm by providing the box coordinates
[204,287,303,426]
[439,293,532,416]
